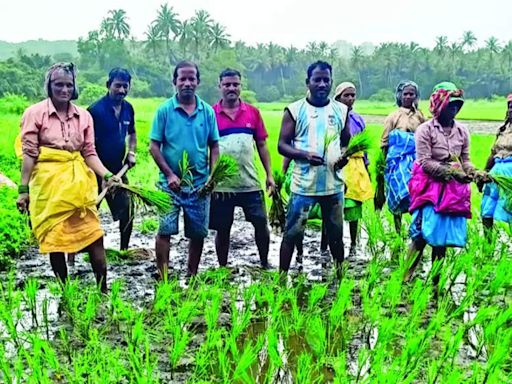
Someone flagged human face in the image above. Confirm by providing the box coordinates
[439,100,462,122]
[337,87,356,109]
[219,75,241,103]
[173,66,199,100]
[401,85,417,108]
[49,70,74,105]
[307,67,332,103]
[108,78,130,103]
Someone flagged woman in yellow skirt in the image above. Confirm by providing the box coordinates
[16,63,119,292]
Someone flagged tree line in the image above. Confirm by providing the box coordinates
[0,4,511,105]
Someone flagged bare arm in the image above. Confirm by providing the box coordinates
[84,155,110,179]
[20,155,36,186]
[150,139,180,190]
[278,109,323,165]
[256,139,276,192]
[282,157,291,174]
[209,141,219,170]
[125,132,137,168]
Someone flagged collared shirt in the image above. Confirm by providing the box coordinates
[213,99,268,192]
[381,106,426,148]
[88,95,135,173]
[150,95,219,189]
[491,122,512,159]
[415,119,474,178]
[286,98,348,196]
[21,98,97,159]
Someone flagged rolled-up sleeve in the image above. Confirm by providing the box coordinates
[416,124,450,178]
[21,107,41,158]
[81,112,98,158]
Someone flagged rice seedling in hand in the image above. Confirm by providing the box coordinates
[199,154,239,197]
[117,184,173,214]
[179,150,194,189]
[323,131,338,159]
[344,129,372,158]
[269,169,287,232]
[491,175,512,212]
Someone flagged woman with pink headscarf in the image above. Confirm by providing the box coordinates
[480,94,512,233]
[403,82,488,291]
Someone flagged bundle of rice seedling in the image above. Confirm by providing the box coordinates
[374,150,386,210]
[323,131,338,159]
[179,151,194,189]
[198,154,239,196]
[492,175,512,212]
[345,129,372,158]
[118,184,173,214]
[269,169,287,232]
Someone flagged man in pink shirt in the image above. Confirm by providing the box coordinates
[210,68,275,269]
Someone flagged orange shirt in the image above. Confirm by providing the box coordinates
[21,98,97,159]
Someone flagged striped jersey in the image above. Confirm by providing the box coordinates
[287,98,348,196]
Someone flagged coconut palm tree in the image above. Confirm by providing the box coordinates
[461,31,477,52]
[105,9,130,40]
[191,10,214,59]
[210,22,230,53]
[154,4,182,64]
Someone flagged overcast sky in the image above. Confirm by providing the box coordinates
[1,0,510,48]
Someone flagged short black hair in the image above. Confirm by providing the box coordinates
[219,68,242,81]
[173,60,200,82]
[107,67,131,86]
[306,61,332,80]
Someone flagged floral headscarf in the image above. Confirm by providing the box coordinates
[429,81,464,119]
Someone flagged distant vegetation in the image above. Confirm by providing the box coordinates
[0,5,511,104]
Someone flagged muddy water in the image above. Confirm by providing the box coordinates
[5,208,490,382]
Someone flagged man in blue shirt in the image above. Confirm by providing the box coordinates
[88,68,137,251]
[150,61,220,278]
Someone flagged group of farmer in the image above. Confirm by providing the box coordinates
[14,59,512,293]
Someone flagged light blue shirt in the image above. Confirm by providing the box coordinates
[150,95,219,189]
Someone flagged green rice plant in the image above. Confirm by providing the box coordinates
[199,154,239,196]
[345,129,372,158]
[179,150,194,189]
[119,183,173,214]
[491,175,512,212]
[23,277,39,327]
[269,169,287,232]
[137,218,158,235]
[323,131,338,159]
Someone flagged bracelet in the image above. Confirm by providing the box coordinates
[18,185,29,194]
[103,172,114,181]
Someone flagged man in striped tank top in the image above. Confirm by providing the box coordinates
[278,61,351,276]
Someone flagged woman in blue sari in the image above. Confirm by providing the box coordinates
[379,81,425,233]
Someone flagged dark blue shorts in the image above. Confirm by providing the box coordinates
[209,191,267,231]
[157,184,210,239]
[283,192,344,243]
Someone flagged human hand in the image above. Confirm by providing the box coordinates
[334,156,349,170]
[451,170,473,184]
[125,152,136,168]
[16,193,29,213]
[166,173,181,191]
[266,175,276,196]
[306,152,324,166]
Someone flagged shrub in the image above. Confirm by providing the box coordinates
[241,90,257,104]
[0,187,31,270]
[0,93,30,114]
[77,82,106,106]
